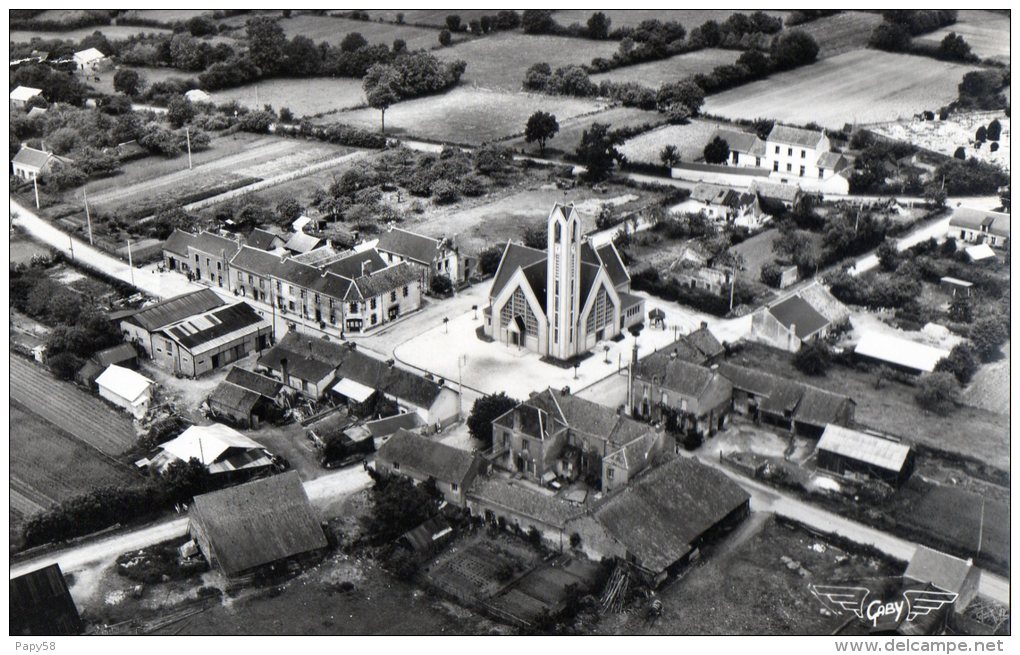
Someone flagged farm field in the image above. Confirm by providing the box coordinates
[118,9,213,24]
[367,10,496,27]
[871,112,1010,172]
[210,77,368,118]
[275,14,466,51]
[703,50,980,129]
[10,356,138,456]
[790,11,884,59]
[591,48,740,88]
[10,400,140,520]
[329,87,605,145]
[961,343,1010,415]
[82,134,352,215]
[597,515,902,635]
[435,32,619,91]
[916,10,1010,64]
[506,105,664,157]
[86,66,194,98]
[553,10,789,31]
[10,234,53,266]
[10,25,171,44]
[619,118,723,164]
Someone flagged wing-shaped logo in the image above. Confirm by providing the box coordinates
[904,589,958,622]
[809,585,871,619]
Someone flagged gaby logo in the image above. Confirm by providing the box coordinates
[809,584,958,630]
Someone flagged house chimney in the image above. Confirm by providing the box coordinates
[631,342,639,368]
[362,260,373,276]
[280,357,289,384]
[560,385,570,396]
[701,321,708,330]
[789,323,797,351]
[437,377,445,386]
[386,358,395,368]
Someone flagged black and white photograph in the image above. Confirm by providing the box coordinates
[6,4,1013,649]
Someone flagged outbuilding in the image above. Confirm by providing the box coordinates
[10,564,83,636]
[10,85,42,108]
[95,364,154,419]
[816,424,914,486]
[853,332,949,375]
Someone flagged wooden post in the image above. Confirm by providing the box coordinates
[186,127,193,170]
[33,176,40,209]
[127,239,135,286]
[83,189,94,245]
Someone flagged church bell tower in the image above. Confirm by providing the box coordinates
[546,204,582,360]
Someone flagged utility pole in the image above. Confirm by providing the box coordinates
[185,126,193,170]
[83,189,94,245]
[33,176,40,209]
[68,235,74,261]
[457,354,465,419]
[977,497,986,556]
[728,267,736,312]
[127,238,135,286]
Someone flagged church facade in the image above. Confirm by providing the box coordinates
[483,204,645,360]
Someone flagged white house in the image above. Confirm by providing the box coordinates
[73,47,109,72]
[137,423,275,475]
[10,146,71,181]
[949,207,1010,249]
[95,364,155,419]
[9,86,42,109]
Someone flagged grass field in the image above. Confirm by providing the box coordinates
[703,50,980,129]
[10,400,139,519]
[597,515,901,635]
[726,342,1010,472]
[118,9,213,24]
[330,87,605,145]
[86,66,194,97]
[82,134,351,215]
[790,11,884,59]
[961,343,1010,415]
[210,77,368,118]
[506,105,664,156]
[10,356,138,456]
[916,10,1010,63]
[619,118,722,164]
[553,10,789,31]
[435,32,619,91]
[276,14,466,51]
[10,25,171,44]
[591,48,740,88]
[368,10,496,27]
[10,234,53,266]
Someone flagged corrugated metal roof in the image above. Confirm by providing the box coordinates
[854,332,948,373]
[124,288,225,332]
[817,424,910,472]
[161,302,268,353]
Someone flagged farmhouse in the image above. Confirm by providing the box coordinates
[589,456,750,586]
[765,124,829,180]
[95,364,154,419]
[468,475,586,547]
[246,227,286,253]
[162,229,241,287]
[376,225,466,285]
[10,85,42,108]
[853,332,949,375]
[10,564,83,636]
[816,424,914,486]
[949,207,1010,249]
[11,145,71,181]
[629,347,733,440]
[257,332,347,398]
[712,128,766,168]
[138,422,276,478]
[375,429,483,506]
[748,179,804,210]
[149,302,272,377]
[189,471,327,579]
[120,288,226,356]
[750,284,849,353]
[717,362,855,437]
[491,387,663,492]
[484,204,644,361]
[208,367,285,428]
[73,47,109,72]
[904,546,981,615]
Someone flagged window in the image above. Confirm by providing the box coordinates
[755,157,761,167]
[393,462,400,470]
[801,149,806,158]
[390,290,397,302]
[288,301,295,311]
[451,483,459,491]
[195,254,200,263]
[300,289,306,299]
[786,163,792,172]
[773,161,779,172]
[799,166,805,177]
[819,168,825,179]
[371,314,378,325]
[370,298,377,310]
[236,271,242,281]
[403,285,409,297]
[787,148,793,156]
[774,146,780,154]
[607,468,614,481]
[276,281,282,291]
[216,261,221,270]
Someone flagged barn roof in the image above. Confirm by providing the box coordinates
[377,429,479,486]
[207,382,262,417]
[950,207,1010,238]
[817,425,911,473]
[594,456,749,574]
[767,294,830,339]
[225,366,282,398]
[190,471,326,576]
[10,564,83,636]
[91,342,137,368]
[904,545,976,595]
[711,128,766,155]
[284,231,325,254]
[853,332,948,373]
[122,288,225,332]
[10,85,42,102]
[468,475,583,528]
[74,47,106,63]
[376,227,443,265]
[399,515,453,552]
[159,302,269,354]
[245,228,283,251]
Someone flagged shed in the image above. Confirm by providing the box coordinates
[397,515,453,557]
[10,564,83,636]
[904,545,981,613]
[92,342,139,369]
[10,85,42,108]
[965,243,996,262]
[939,276,973,297]
[95,364,154,419]
[141,423,274,476]
[816,424,914,486]
[189,471,327,578]
[853,333,949,374]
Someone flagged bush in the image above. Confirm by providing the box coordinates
[431,179,459,204]
[467,393,518,448]
[915,372,959,414]
[793,341,832,376]
[934,342,979,385]
[429,274,454,297]
[760,262,783,288]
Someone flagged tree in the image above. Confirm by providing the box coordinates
[876,239,900,272]
[47,352,83,381]
[970,316,1008,362]
[659,144,681,168]
[915,372,958,415]
[521,10,555,34]
[975,125,987,142]
[934,342,979,385]
[524,111,559,154]
[478,246,503,276]
[771,30,820,70]
[166,97,195,129]
[656,79,705,118]
[587,12,611,39]
[438,29,452,47]
[467,392,518,448]
[113,68,141,96]
[947,296,974,323]
[276,198,303,225]
[392,38,407,54]
[869,21,911,52]
[760,262,783,288]
[953,146,966,160]
[938,32,973,61]
[574,122,623,183]
[363,65,399,134]
[523,225,547,249]
[924,181,947,209]
[445,15,462,32]
[737,49,770,77]
[987,118,1002,141]
[793,341,831,376]
[703,136,730,164]
[523,62,552,91]
[430,273,454,296]
[246,16,287,75]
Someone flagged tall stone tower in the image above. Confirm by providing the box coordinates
[546,203,582,360]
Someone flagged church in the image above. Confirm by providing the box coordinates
[483,203,645,360]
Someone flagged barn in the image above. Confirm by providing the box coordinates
[816,424,914,486]
[10,564,83,636]
[188,471,327,579]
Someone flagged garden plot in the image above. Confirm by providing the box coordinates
[871,112,1010,172]
[553,10,789,31]
[703,50,980,129]
[330,87,605,145]
[434,32,619,91]
[209,77,368,118]
[276,14,465,51]
[591,49,741,88]
[916,10,1010,64]
[790,11,884,59]
[619,119,722,164]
